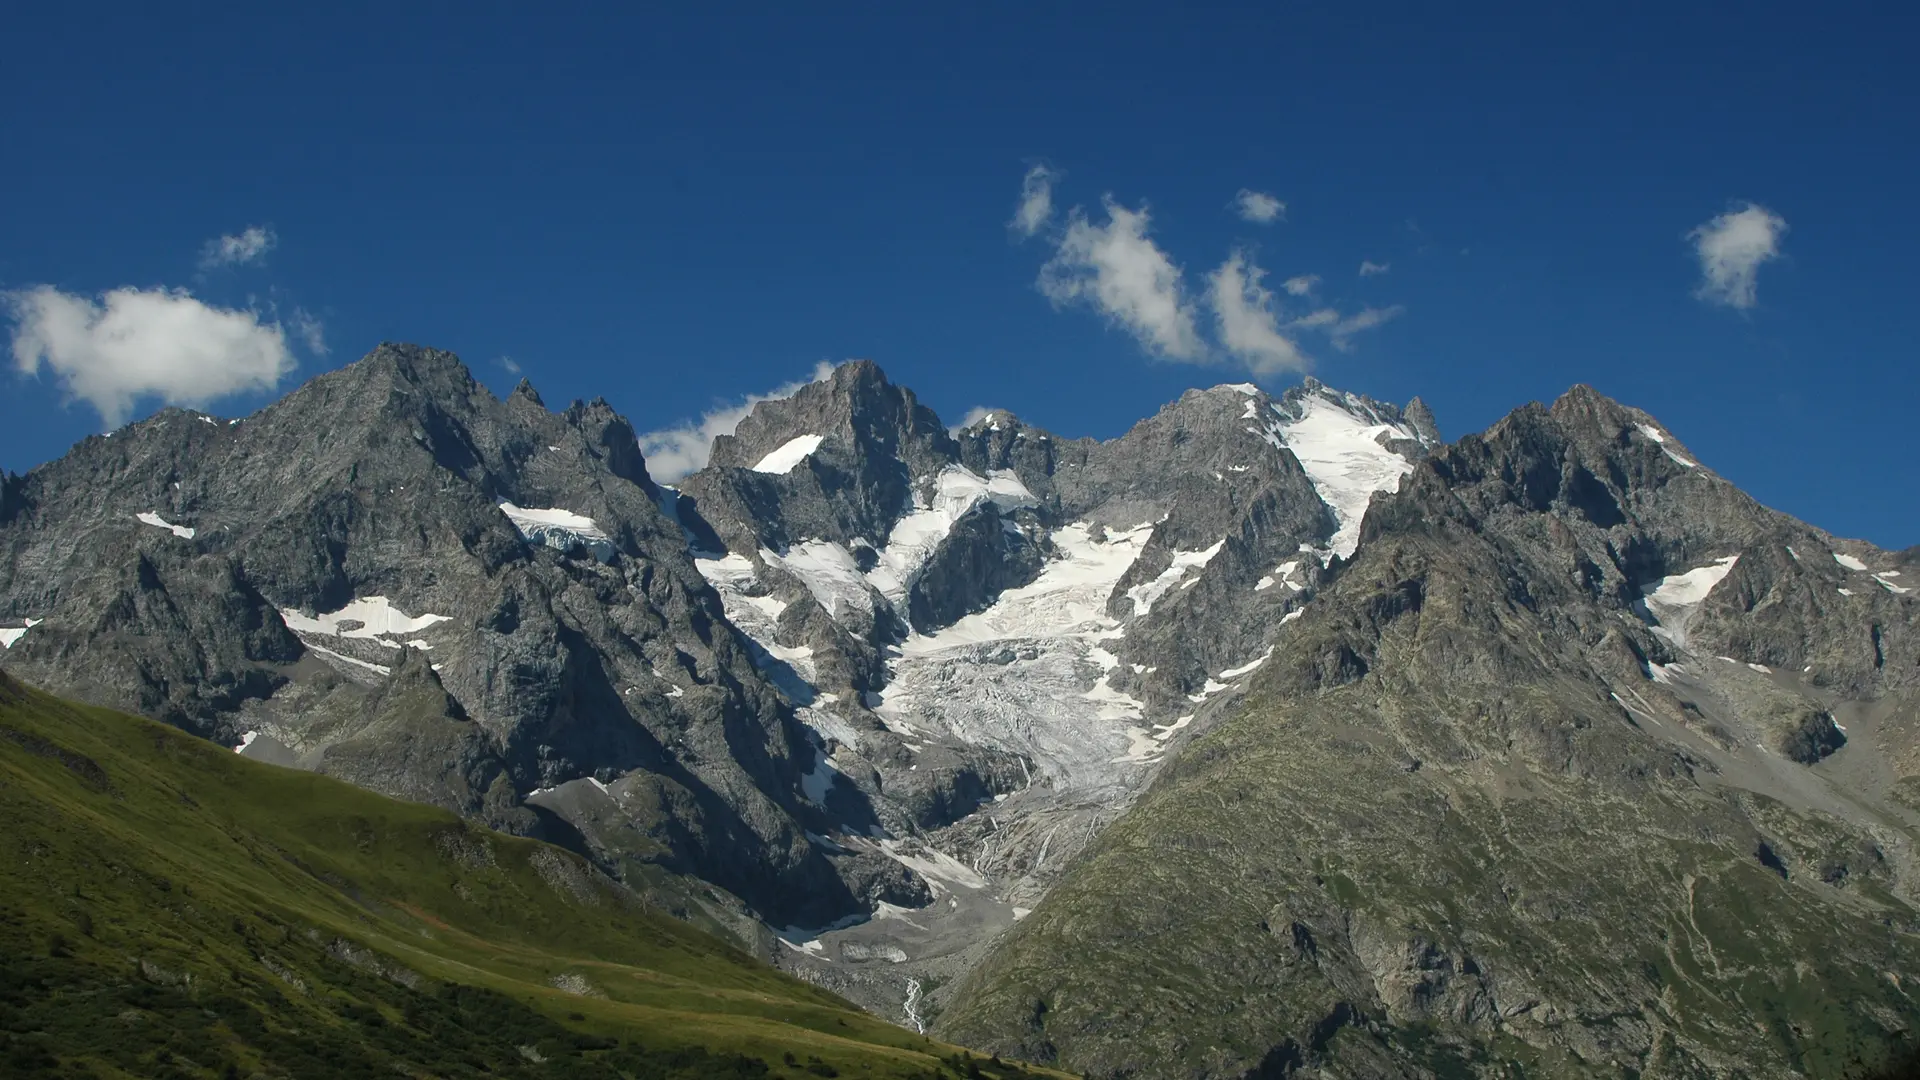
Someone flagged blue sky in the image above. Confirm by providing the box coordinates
[4,5,1916,545]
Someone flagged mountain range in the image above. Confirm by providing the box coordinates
[3,342,1915,1078]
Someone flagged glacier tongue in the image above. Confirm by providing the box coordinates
[884,521,1164,784]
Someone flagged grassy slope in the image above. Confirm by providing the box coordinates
[0,669,1064,1080]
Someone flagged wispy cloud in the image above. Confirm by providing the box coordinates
[1689,202,1787,310]
[6,285,297,426]
[200,226,276,269]
[1038,197,1204,360]
[1287,305,1405,352]
[288,307,327,356]
[1015,166,1402,379]
[1206,251,1311,376]
[1232,189,1285,224]
[1328,306,1405,352]
[637,362,835,483]
[1010,165,1059,238]
[498,355,522,375]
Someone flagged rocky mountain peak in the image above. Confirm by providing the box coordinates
[705,360,956,479]
[508,377,545,407]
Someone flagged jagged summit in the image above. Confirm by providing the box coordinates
[508,377,545,407]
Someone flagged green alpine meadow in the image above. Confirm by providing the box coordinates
[0,667,1062,1080]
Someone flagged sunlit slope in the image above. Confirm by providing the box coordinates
[0,668,1065,1080]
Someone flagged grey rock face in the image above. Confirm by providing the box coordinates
[0,344,867,927]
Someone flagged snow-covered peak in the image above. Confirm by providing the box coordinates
[1264,385,1426,560]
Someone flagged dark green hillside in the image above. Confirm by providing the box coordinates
[0,668,1064,1080]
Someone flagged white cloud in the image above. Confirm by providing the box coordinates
[7,285,297,426]
[638,361,835,483]
[1689,202,1787,310]
[1359,260,1390,277]
[957,405,998,430]
[1326,305,1405,352]
[1206,251,1311,376]
[288,307,327,356]
[1282,274,1319,296]
[1286,304,1404,352]
[498,355,522,375]
[1038,197,1204,361]
[1011,165,1059,238]
[200,226,276,269]
[1233,189,1285,224]
[949,405,1007,436]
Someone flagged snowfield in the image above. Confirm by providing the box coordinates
[752,434,825,474]
[1269,392,1421,560]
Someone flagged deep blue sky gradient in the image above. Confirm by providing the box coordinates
[4,4,1916,545]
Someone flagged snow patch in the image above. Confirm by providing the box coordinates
[306,644,392,677]
[135,511,195,539]
[1637,555,1739,650]
[0,618,41,650]
[1875,574,1911,595]
[280,598,451,643]
[694,552,820,699]
[497,501,615,560]
[1834,552,1869,571]
[881,839,988,890]
[752,434,825,474]
[764,541,872,619]
[1217,647,1273,680]
[1634,423,1697,467]
[233,730,258,753]
[1125,539,1226,615]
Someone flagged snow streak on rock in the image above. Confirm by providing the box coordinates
[752,434,825,474]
